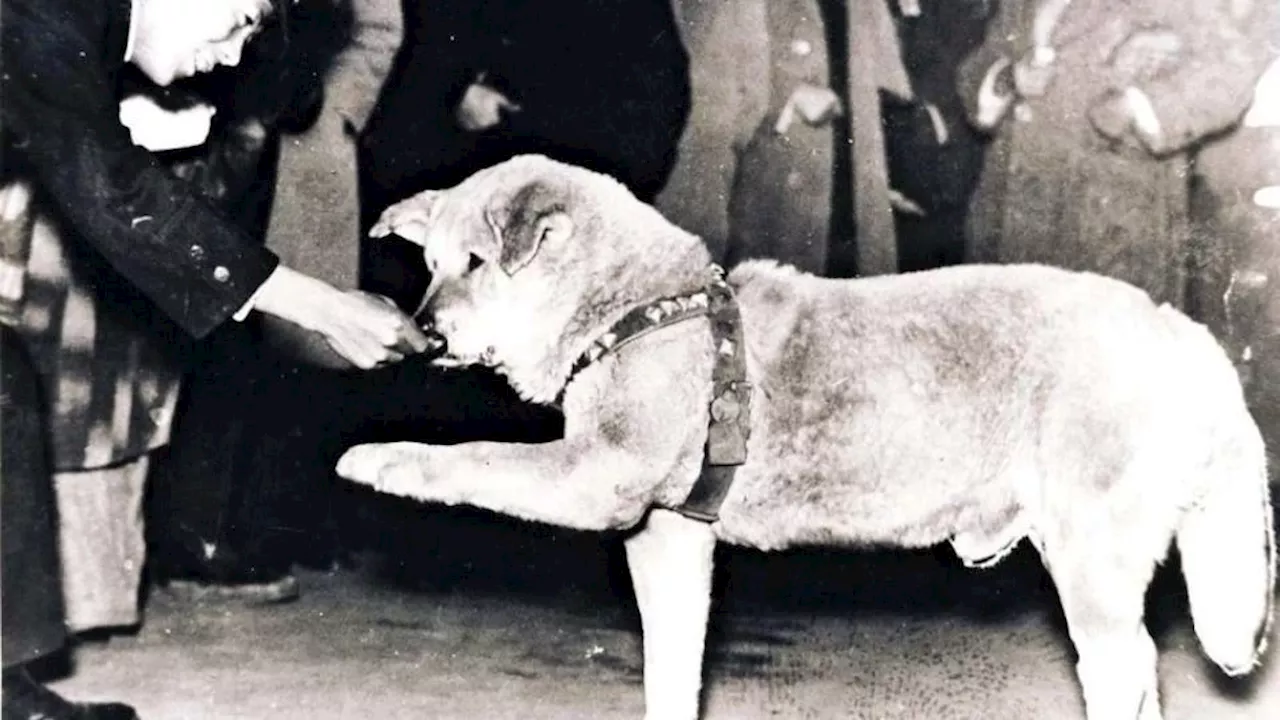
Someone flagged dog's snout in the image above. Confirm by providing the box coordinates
[412,299,454,362]
[411,277,444,327]
[420,330,447,354]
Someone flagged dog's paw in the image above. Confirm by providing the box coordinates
[336,442,437,498]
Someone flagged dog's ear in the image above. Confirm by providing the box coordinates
[370,189,442,247]
[484,180,574,275]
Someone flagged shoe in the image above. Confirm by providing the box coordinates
[151,531,300,605]
[2,667,138,720]
[161,571,300,605]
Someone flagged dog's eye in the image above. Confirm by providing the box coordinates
[466,253,485,274]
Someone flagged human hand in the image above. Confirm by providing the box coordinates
[1087,91,1134,143]
[974,57,1015,130]
[455,80,521,132]
[253,267,431,369]
[325,290,433,367]
[1255,186,1280,210]
[1013,52,1055,99]
[888,188,926,216]
[0,181,33,323]
[775,84,843,134]
[1091,86,1170,155]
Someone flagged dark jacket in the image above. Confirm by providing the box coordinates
[1,0,279,339]
[360,0,690,206]
[955,0,1270,308]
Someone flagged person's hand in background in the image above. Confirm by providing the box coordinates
[973,57,1015,130]
[1013,51,1055,99]
[455,76,521,132]
[774,83,843,134]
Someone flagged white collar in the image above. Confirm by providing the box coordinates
[123,0,139,62]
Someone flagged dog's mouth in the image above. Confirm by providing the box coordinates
[418,326,495,369]
[419,327,458,367]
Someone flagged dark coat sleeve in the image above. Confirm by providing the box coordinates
[1134,0,1279,155]
[363,0,689,203]
[955,0,1020,132]
[354,0,486,198]
[496,0,691,202]
[1,0,279,339]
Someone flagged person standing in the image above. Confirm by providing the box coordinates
[1,0,427,716]
[358,0,690,305]
[656,0,838,273]
[1190,44,1280,451]
[957,0,1274,308]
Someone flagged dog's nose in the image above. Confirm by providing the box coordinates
[417,328,448,359]
[422,332,446,352]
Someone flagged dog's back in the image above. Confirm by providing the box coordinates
[342,155,1273,718]
[718,261,1255,552]
[719,258,1274,679]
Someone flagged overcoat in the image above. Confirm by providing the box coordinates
[1,0,282,467]
[957,0,1271,308]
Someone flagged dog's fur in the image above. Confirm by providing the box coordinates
[338,155,1276,720]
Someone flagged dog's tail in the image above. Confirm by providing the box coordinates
[1172,324,1276,675]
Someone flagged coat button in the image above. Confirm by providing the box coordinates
[213,266,230,282]
[189,244,205,260]
[790,39,812,57]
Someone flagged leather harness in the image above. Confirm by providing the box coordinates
[560,265,752,522]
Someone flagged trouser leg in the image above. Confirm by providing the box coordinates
[1,325,66,668]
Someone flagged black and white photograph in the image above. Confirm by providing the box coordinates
[2,0,1279,718]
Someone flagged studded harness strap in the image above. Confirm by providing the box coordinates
[561,265,752,523]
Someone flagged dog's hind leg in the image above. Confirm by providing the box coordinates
[624,509,717,720]
[1038,517,1166,720]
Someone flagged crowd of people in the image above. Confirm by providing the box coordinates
[2,0,1277,718]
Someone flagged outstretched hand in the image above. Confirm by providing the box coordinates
[320,290,432,368]
[252,266,431,369]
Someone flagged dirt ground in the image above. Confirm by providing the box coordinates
[47,509,1279,719]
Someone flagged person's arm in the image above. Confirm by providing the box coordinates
[955,1,1019,133]
[356,0,484,194]
[2,1,429,367]
[1093,0,1278,156]
[500,1,691,200]
[2,0,276,339]
[322,0,404,137]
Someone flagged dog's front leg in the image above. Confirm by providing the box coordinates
[336,439,662,531]
[625,508,717,720]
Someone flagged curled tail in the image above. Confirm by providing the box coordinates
[1176,418,1276,676]
[1157,303,1276,675]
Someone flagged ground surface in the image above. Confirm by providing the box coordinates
[48,509,1279,719]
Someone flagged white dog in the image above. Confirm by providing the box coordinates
[338,155,1275,720]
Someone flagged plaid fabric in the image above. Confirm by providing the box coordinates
[1,180,180,471]
[1,182,34,324]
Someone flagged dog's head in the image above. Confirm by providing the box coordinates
[371,155,712,403]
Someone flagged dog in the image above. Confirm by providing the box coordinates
[337,155,1275,720]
